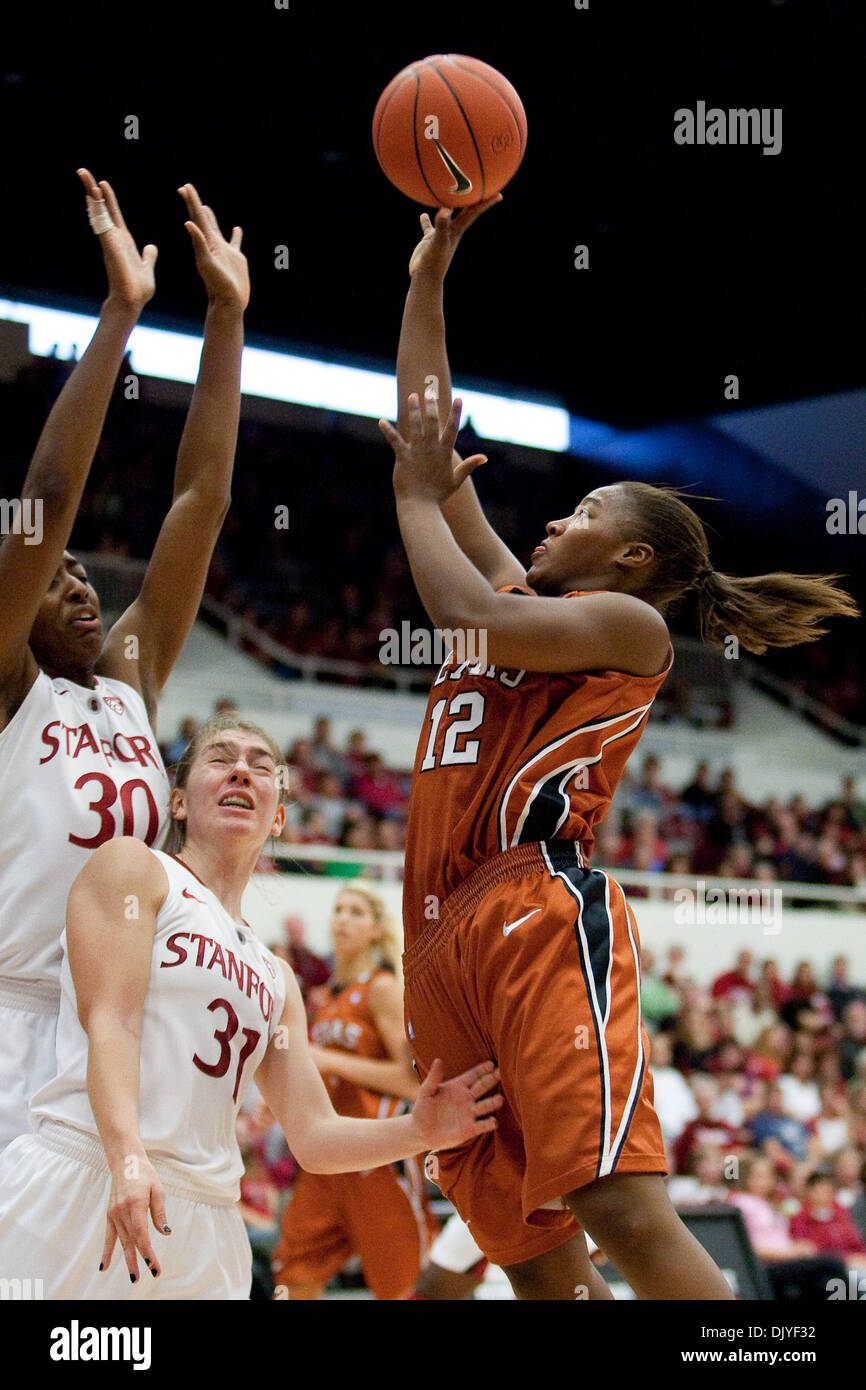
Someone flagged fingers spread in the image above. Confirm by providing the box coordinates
[462,1061,498,1090]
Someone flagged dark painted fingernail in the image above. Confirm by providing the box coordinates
[130,1273,137,1284]
[144,1258,151,1267]
[163,1225,172,1234]
[151,1267,159,1278]
[98,1262,104,1272]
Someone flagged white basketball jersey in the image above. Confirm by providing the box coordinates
[0,670,170,987]
[31,851,288,1203]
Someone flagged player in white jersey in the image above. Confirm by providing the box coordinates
[0,718,502,1299]
[0,169,250,1149]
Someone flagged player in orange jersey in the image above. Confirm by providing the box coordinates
[377,204,859,1300]
[271,883,437,1299]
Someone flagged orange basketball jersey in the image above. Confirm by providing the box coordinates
[403,588,672,947]
[310,969,406,1120]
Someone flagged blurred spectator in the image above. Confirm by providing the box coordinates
[164,715,199,767]
[277,916,331,1025]
[711,949,755,1005]
[789,1173,866,1267]
[747,1084,815,1169]
[672,1076,745,1175]
[649,1031,699,1148]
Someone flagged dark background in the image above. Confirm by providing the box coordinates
[2,0,862,427]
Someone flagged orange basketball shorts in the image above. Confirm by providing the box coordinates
[403,839,667,1268]
[271,1156,434,1300]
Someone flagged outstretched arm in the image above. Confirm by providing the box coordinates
[397,203,526,591]
[380,393,670,677]
[98,184,249,719]
[256,963,500,1174]
[0,170,155,725]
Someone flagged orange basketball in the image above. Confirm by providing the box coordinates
[372,54,527,208]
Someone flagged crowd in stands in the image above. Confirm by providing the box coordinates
[646,945,866,1297]
[161,710,866,894]
[2,351,863,729]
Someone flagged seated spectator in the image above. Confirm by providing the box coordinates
[640,949,681,1027]
[747,1084,817,1170]
[827,955,863,1020]
[164,715,199,768]
[311,771,359,842]
[285,738,320,795]
[279,915,331,1025]
[309,715,348,780]
[781,962,835,1037]
[667,1144,730,1207]
[759,958,791,1009]
[679,761,716,818]
[649,1030,699,1151]
[746,1023,793,1083]
[711,949,755,1005]
[351,753,406,818]
[729,978,779,1048]
[839,1000,866,1082]
[789,1173,866,1268]
[674,1001,721,1073]
[343,729,369,783]
[673,1076,746,1175]
[811,1085,855,1160]
[778,1050,822,1124]
[727,1153,816,1263]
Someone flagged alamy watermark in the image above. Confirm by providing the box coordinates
[674,102,782,156]
[0,497,43,546]
[673,881,783,935]
[379,621,488,669]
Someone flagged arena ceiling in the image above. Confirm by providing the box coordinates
[2,0,862,429]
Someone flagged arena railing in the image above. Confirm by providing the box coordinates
[268,841,866,908]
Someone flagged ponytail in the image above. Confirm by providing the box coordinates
[613,482,860,654]
[695,568,860,656]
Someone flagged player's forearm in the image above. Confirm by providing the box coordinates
[397,271,451,433]
[171,301,243,504]
[25,299,141,495]
[395,493,495,631]
[315,1047,420,1102]
[397,274,521,584]
[299,1111,428,1174]
[85,1014,147,1171]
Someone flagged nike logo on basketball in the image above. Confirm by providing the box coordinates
[502,909,541,936]
[182,887,205,903]
[432,140,473,195]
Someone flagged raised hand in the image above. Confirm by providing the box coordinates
[410,1058,502,1151]
[179,184,249,310]
[379,391,487,502]
[78,168,157,312]
[408,196,502,281]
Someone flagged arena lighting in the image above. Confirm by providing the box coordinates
[0,298,571,453]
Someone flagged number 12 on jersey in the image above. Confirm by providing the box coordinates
[420,692,485,771]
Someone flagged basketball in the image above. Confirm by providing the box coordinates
[372,54,527,207]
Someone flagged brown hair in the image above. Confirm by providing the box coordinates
[163,714,288,855]
[613,481,859,655]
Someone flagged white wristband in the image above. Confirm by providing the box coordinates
[86,196,115,235]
